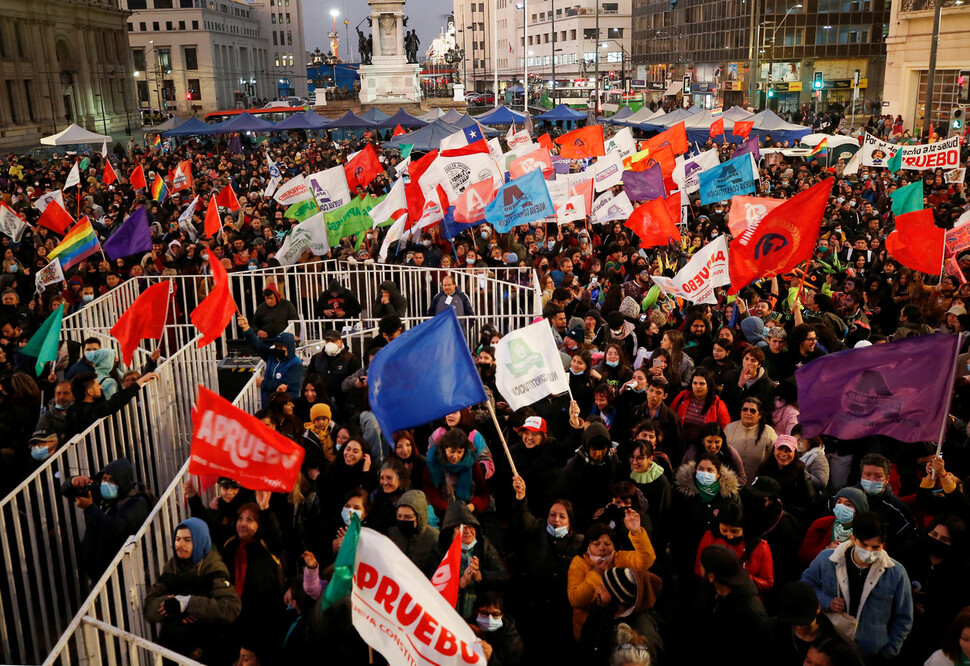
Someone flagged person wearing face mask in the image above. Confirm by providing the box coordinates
[68,457,153,581]
[799,488,869,567]
[143,518,241,664]
[387,489,440,577]
[237,315,305,407]
[854,453,919,550]
[306,330,362,413]
[441,502,509,619]
[25,430,59,469]
[470,592,525,666]
[326,489,369,565]
[801,511,914,661]
[313,280,362,321]
[693,501,774,596]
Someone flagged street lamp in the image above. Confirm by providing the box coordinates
[921,0,964,141]
[599,38,630,97]
[764,4,802,107]
[330,10,340,60]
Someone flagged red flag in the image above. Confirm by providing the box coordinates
[190,248,237,347]
[189,385,305,492]
[734,120,754,139]
[728,178,834,294]
[431,525,463,607]
[441,139,490,157]
[645,144,676,181]
[171,160,194,192]
[392,124,406,137]
[537,133,554,151]
[109,281,172,365]
[103,161,117,186]
[453,179,496,224]
[406,150,440,226]
[509,147,554,179]
[556,125,606,159]
[38,199,74,234]
[570,178,594,215]
[624,195,682,249]
[710,118,725,138]
[886,208,945,275]
[204,195,221,238]
[642,121,689,157]
[129,164,147,190]
[216,184,240,211]
[344,143,383,191]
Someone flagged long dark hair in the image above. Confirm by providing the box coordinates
[690,367,718,413]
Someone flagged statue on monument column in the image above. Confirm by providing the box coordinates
[405,30,420,64]
[357,27,372,64]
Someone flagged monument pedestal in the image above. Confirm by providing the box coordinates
[452,83,465,102]
[358,57,421,104]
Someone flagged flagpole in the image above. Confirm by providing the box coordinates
[484,398,518,477]
[934,332,963,464]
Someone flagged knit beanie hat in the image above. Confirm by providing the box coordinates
[310,403,332,422]
[603,567,638,607]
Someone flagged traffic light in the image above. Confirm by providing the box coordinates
[767,88,775,98]
[813,72,823,90]
[951,106,966,132]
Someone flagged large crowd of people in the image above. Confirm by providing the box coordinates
[2,103,970,666]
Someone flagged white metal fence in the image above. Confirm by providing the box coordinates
[0,336,217,665]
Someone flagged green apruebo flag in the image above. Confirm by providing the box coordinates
[324,194,386,247]
[320,512,361,611]
[285,198,320,222]
[21,303,66,375]
[890,180,922,217]
[887,148,902,174]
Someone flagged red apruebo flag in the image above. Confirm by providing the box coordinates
[129,164,147,190]
[556,125,606,160]
[110,281,172,365]
[642,121,689,157]
[103,161,117,186]
[216,184,240,211]
[734,120,755,139]
[344,143,384,191]
[189,385,305,492]
[453,179,496,225]
[392,124,406,137]
[204,195,221,237]
[509,147,554,179]
[190,248,237,347]
[38,199,74,234]
[710,117,725,138]
[431,525,464,607]
[570,178,594,215]
[728,178,834,294]
[171,160,194,192]
[624,195,683,249]
[886,208,945,275]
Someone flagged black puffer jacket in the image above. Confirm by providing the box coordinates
[371,280,408,318]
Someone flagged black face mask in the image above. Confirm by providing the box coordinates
[272,348,287,360]
[396,519,417,536]
[721,534,743,546]
[924,534,951,559]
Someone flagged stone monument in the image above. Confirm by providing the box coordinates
[358,0,422,104]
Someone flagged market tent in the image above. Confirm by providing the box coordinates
[475,104,527,126]
[378,108,427,128]
[161,117,214,138]
[440,109,464,124]
[41,124,112,146]
[750,109,812,143]
[619,107,662,126]
[537,104,588,122]
[270,110,331,131]
[152,116,189,132]
[358,107,391,124]
[203,112,276,134]
[640,107,695,132]
[383,119,464,151]
[418,108,445,121]
[600,105,635,124]
[326,110,376,129]
[723,106,755,121]
[450,113,500,137]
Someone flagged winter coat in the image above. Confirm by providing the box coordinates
[242,329,304,405]
[510,496,583,608]
[251,290,299,338]
[559,423,625,528]
[85,349,120,399]
[387,490,441,577]
[694,531,774,594]
[427,288,474,317]
[372,280,408,318]
[578,568,665,666]
[220,512,285,637]
[477,616,525,666]
[314,280,362,319]
[723,420,778,485]
[720,367,777,421]
[757,457,816,527]
[671,462,741,567]
[306,347,361,408]
[681,442,748,487]
[801,540,914,657]
[798,516,840,567]
[630,470,673,548]
[855,484,918,548]
[441,502,509,617]
[65,383,142,439]
[670,391,731,431]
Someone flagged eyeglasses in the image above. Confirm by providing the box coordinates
[478,610,503,618]
[740,407,759,413]
[805,336,818,341]
[631,455,649,462]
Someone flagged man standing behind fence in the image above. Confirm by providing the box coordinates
[427,275,475,317]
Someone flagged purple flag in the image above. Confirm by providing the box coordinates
[796,334,960,442]
[622,164,666,202]
[731,136,761,162]
[103,206,153,260]
[552,156,572,175]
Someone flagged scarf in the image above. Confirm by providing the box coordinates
[832,521,853,544]
[696,479,720,503]
[631,464,664,485]
[426,444,477,502]
[233,539,253,596]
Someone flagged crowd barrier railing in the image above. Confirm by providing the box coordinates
[0,335,216,665]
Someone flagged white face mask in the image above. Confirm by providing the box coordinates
[324,341,340,357]
[341,507,363,526]
[854,546,880,565]
[546,524,569,538]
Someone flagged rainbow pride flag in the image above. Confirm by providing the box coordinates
[807,137,828,158]
[151,134,162,149]
[48,218,101,270]
[151,175,169,202]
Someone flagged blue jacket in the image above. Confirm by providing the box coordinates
[243,329,304,406]
[801,540,913,657]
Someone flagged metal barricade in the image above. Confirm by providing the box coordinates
[0,335,216,665]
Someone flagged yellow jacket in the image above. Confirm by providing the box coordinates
[566,528,656,639]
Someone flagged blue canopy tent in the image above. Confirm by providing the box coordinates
[440,109,464,124]
[358,107,391,124]
[599,105,635,124]
[202,112,276,134]
[161,117,213,138]
[377,108,427,128]
[327,110,376,129]
[270,110,331,131]
[474,104,526,126]
[749,109,811,144]
[383,120,464,152]
[450,113,501,137]
[537,104,587,122]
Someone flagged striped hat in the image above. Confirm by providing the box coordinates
[603,567,638,607]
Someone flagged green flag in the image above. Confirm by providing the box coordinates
[887,148,902,173]
[320,512,360,611]
[21,303,66,376]
[324,194,386,247]
[79,157,90,171]
[890,180,923,217]
[285,198,320,222]
[400,144,414,160]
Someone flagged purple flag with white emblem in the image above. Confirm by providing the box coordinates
[731,135,761,162]
[621,164,666,202]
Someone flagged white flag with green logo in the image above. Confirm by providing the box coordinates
[495,320,570,411]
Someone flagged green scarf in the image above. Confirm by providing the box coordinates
[832,521,853,544]
[696,479,720,503]
[631,464,665,485]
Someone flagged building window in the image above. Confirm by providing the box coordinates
[158,48,172,71]
[606,51,622,62]
[288,53,294,66]
[185,47,198,69]
[139,22,147,31]
[128,0,148,7]
[23,80,34,122]
[13,22,23,57]
[287,31,292,45]
[132,48,147,71]
[165,21,173,30]
[152,21,160,31]
[127,22,133,31]
[155,0,174,7]
[187,77,201,100]
[570,29,576,40]
[583,28,597,39]
[136,80,149,104]
[273,31,278,45]
[178,21,186,29]
[271,13,276,23]
[162,79,175,101]
[6,80,18,123]
[275,54,280,66]
[608,27,623,38]
[286,13,291,23]
[181,0,194,6]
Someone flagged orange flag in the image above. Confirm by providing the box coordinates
[886,209,945,275]
[103,161,117,186]
[129,164,147,190]
[537,133,554,151]
[555,125,606,159]
[190,249,238,348]
[344,143,384,191]
[734,120,754,139]
[204,195,221,237]
[110,281,172,365]
[642,121,689,157]
[624,195,682,249]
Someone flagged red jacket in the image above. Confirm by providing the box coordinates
[798,515,838,566]
[670,391,731,429]
[694,531,774,594]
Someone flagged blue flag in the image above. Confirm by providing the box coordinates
[697,153,756,205]
[103,206,153,260]
[368,308,487,438]
[484,169,555,233]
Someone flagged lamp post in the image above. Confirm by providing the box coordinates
[920,0,964,141]
[550,0,556,107]
[765,4,802,107]
[594,0,600,112]
[516,1,528,110]
[330,10,340,60]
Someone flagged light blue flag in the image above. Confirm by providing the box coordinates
[697,153,756,205]
[484,169,555,233]
[367,308,487,439]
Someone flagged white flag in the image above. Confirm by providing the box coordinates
[395,156,411,179]
[276,212,330,265]
[672,149,720,193]
[557,194,587,224]
[64,162,81,190]
[178,195,200,241]
[945,167,966,184]
[592,153,625,192]
[841,147,862,177]
[101,140,109,158]
[591,190,634,225]
[378,212,411,262]
[263,155,283,198]
[605,127,636,158]
[0,202,28,242]
[651,235,730,305]
[33,189,65,214]
[35,258,65,293]
[352,528,486,666]
[307,166,352,214]
[368,178,408,229]
[273,174,313,205]
[495,320,571,410]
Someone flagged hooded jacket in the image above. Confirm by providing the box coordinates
[387,490,440,577]
[85,349,119,399]
[740,316,767,347]
[314,280,362,319]
[81,458,152,579]
[671,461,741,566]
[372,280,408,318]
[242,329,304,405]
[441,502,509,618]
[560,423,623,526]
[251,284,299,338]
